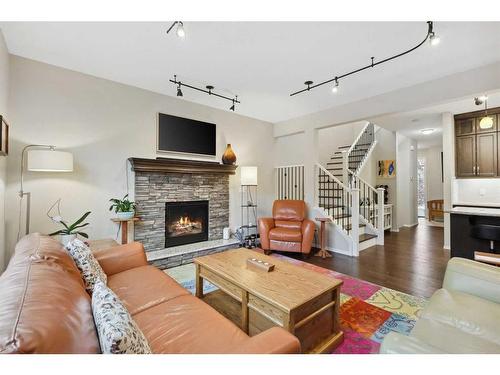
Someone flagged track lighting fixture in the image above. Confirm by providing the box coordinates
[429,32,440,46]
[331,78,339,94]
[230,96,238,111]
[291,21,440,97]
[167,21,185,38]
[170,75,240,111]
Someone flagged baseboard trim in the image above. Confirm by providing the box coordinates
[324,245,351,256]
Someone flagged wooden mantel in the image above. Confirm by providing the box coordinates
[128,157,238,175]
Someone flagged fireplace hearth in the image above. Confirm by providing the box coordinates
[165,200,209,248]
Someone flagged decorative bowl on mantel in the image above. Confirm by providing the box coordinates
[116,211,135,220]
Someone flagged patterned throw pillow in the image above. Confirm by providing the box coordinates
[92,280,152,354]
[65,238,107,294]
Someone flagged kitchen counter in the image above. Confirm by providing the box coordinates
[449,206,500,217]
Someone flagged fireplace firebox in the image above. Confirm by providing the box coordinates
[165,200,209,247]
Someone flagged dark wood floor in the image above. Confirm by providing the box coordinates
[296,221,449,298]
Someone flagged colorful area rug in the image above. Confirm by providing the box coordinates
[165,253,427,354]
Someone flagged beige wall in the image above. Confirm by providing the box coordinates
[4,56,275,263]
[0,30,9,271]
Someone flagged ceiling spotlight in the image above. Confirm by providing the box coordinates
[429,30,440,46]
[420,128,435,135]
[331,78,339,94]
[167,21,185,39]
[176,83,183,97]
[176,22,185,38]
[230,102,235,111]
[475,95,488,106]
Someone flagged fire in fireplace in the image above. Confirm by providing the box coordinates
[165,200,209,247]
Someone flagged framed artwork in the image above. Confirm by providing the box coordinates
[0,115,8,156]
[378,160,396,178]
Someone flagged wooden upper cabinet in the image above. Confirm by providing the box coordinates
[456,135,476,177]
[476,113,498,133]
[476,132,497,177]
[455,118,476,136]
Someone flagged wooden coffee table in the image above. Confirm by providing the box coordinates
[194,248,343,353]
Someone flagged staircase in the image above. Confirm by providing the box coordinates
[315,122,384,256]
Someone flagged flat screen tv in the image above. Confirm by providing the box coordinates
[157,113,216,156]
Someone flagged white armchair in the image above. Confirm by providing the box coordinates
[380,257,500,354]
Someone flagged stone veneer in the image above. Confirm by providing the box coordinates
[134,171,230,253]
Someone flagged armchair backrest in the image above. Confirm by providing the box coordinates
[273,200,306,222]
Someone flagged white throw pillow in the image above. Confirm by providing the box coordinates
[65,238,107,294]
[92,280,152,354]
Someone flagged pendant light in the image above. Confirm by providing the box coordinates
[479,96,494,130]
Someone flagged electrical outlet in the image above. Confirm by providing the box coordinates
[479,188,486,197]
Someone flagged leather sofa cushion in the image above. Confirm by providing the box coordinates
[273,200,306,221]
[133,294,249,353]
[419,289,500,346]
[107,265,190,316]
[275,220,302,230]
[269,227,302,242]
[270,240,302,253]
[0,234,100,353]
[412,316,500,354]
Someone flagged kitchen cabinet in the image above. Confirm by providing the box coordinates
[455,110,500,178]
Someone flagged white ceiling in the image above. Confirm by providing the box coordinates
[1,22,500,123]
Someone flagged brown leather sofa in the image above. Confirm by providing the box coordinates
[0,233,300,354]
[258,200,315,255]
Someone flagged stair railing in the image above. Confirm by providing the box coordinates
[348,170,385,245]
[345,122,375,186]
[316,163,360,255]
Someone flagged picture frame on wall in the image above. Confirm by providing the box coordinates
[0,115,9,156]
[378,160,396,178]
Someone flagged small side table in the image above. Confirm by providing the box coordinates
[315,217,333,259]
[111,217,139,245]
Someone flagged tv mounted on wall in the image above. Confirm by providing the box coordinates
[157,113,216,156]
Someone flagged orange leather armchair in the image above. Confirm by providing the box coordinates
[258,200,315,255]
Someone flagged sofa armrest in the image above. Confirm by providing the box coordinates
[229,327,301,354]
[301,219,315,254]
[443,257,500,304]
[93,242,148,276]
[380,332,446,354]
[258,218,275,250]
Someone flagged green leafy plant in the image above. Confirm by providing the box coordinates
[109,194,136,213]
[49,211,91,238]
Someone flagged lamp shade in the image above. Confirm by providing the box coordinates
[241,166,258,185]
[27,150,73,172]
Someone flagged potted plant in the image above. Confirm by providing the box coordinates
[49,211,91,246]
[109,194,136,220]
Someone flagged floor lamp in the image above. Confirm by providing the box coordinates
[18,145,73,238]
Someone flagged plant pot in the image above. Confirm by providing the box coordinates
[117,211,135,220]
[222,144,237,165]
[60,233,77,246]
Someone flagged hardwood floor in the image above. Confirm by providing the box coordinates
[294,220,449,298]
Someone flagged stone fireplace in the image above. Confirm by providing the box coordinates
[165,200,209,247]
[130,158,237,256]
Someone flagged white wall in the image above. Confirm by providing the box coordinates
[396,133,418,228]
[373,128,397,228]
[4,56,275,263]
[442,112,454,249]
[0,30,9,271]
[418,145,444,216]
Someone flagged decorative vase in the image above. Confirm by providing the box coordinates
[117,211,135,220]
[222,144,236,165]
[60,233,77,246]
